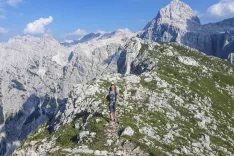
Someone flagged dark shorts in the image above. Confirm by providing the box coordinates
[109,102,116,112]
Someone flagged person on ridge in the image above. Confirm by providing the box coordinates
[105,82,121,122]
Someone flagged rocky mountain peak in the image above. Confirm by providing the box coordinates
[139,0,234,59]
[156,0,200,25]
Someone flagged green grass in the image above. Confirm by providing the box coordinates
[124,135,166,156]
[55,123,79,148]
[26,125,50,143]
[136,42,234,154]
[85,117,109,151]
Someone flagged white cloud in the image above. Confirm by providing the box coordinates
[7,0,23,7]
[96,30,106,34]
[24,16,53,35]
[66,28,87,36]
[0,27,8,35]
[207,0,234,17]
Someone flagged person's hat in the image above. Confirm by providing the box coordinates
[110,82,115,85]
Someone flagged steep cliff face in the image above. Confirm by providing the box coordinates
[0,35,69,155]
[138,0,234,60]
[14,41,234,156]
[0,30,136,156]
[210,31,234,59]
[229,53,234,64]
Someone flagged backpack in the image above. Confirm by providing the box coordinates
[106,87,117,102]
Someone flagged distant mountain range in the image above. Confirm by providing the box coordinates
[61,29,134,47]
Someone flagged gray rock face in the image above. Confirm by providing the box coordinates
[0,35,70,156]
[117,37,142,74]
[131,50,156,75]
[118,38,158,75]
[138,0,234,60]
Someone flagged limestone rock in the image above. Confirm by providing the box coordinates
[121,126,134,136]
[176,56,200,66]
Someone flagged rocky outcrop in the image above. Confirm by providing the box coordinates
[118,38,158,75]
[138,0,234,60]
[117,37,142,74]
[176,56,200,66]
[121,127,134,136]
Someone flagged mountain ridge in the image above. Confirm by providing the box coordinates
[14,39,234,155]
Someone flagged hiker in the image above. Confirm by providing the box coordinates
[105,82,121,122]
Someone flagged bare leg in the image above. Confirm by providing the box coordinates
[109,112,112,121]
[112,112,115,121]
[114,111,117,121]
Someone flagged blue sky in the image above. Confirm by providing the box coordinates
[0,0,233,42]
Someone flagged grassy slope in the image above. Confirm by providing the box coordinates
[132,43,234,155]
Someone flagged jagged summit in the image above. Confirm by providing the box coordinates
[157,0,200,24]
[145,0,200,31]
[140,0,201,43]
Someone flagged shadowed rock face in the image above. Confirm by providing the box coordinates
[210,32,234,59]
[139,0,234,60]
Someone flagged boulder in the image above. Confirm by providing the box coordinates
[121,126,134,136]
